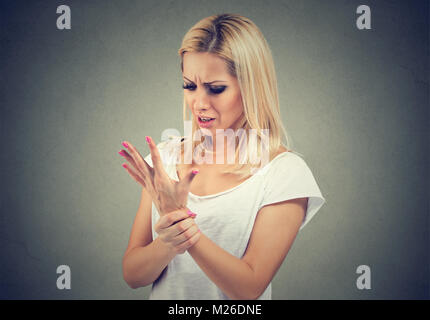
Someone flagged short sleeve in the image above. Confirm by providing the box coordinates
[259,153,326,231]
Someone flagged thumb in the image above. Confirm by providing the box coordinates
[177,168,199,195]
[186,168,199,183]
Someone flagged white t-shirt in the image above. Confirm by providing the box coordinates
[143,136,326,300]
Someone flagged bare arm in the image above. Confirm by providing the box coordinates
[122,187,177,288]
[187,197,308,299]
[119,138,200,288]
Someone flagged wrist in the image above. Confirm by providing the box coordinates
[187,230,203,254]
[160,205,189,216]
[155,236,178,258]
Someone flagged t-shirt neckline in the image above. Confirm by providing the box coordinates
[174,151,292,199]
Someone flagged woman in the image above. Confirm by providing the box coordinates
[119,14,326,300]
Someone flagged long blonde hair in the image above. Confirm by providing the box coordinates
[177,13,301,178]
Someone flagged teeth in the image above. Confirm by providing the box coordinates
[200,117,214,122]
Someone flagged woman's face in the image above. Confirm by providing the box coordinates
[182,52,244,136]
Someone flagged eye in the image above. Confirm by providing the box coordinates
[182,83,196,91]
[209,86,226,95]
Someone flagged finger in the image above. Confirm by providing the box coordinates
[172,224,199,246]
[122,140,153,178]
[158,208,196,229]
[186,168,200,183]
[174,228,201,253]
[159,216,194,241]
[145,136,166,174]
[118,149,136,165]
[122,163,146,187]
[172,217,195,237]
[118,149,143,175]
[177,168,199,191]
[158,216,194,241]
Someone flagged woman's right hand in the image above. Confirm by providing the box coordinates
[119,138,199,216]
[154,208,201,255]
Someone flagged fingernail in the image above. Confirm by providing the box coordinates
[192,169,199,174]
[146,136,151,144]
[122,141,129,148]
[118,150,126,157]
[187,209,197,217]
[122,164,128,169]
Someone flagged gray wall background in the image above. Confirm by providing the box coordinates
[0,0,428,299]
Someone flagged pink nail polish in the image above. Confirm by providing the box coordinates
[122,142,129,148]
[122,164,128,169]
[146,136,151,144]
[187,209,196,217]
[118,150,126,156]
[192,169,199,174]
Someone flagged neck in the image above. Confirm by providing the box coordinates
[201,134,239,165]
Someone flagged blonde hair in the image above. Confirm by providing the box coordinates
[177,13,302,178]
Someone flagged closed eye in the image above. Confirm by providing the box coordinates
[182,83,196,91]
[182,83,227,95]
[208,86,226,95]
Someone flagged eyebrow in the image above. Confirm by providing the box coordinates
[183,76,227,85]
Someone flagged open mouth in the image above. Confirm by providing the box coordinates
[198,116,216,122]
[197,116,216,127]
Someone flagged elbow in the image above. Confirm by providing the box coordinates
[230,290,262,300]
[125,280,138,289]
[241,289,265,300]
[238,269,268,300]
[127,282,142,290]
[229,262,268,300]
[123,270,147,289]
[247,280,271,300]
[122,264,156,289]
[249,290,265,300]
[122,268,139,289]
[229,283,266,300]
[122,257,134,288]
[123,274,138,289]
[122,257,146,289]
[227,267,268,300]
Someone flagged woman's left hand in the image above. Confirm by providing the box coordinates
[119,136,198,216]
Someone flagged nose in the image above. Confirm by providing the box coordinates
[195,89,211,113]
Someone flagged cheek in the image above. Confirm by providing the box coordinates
[212,96,239,119]
[222,90,241,109]
[227,91,243,114]
[215,96,242,122]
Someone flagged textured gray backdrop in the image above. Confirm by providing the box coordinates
[0,0,428,299]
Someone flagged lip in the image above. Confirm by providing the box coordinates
[197,116,216,128]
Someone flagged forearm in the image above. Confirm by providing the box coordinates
[122,237,177,288]
[187,233,260,300]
